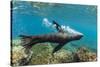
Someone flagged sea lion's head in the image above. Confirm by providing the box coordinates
[64,26,83,41]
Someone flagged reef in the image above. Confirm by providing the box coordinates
[11,40,97,66]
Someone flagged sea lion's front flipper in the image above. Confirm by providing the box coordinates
[52,43,65,54]
[52,20,64,33]
[52,20,60,27]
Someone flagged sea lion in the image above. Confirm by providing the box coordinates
[19,20,83,54]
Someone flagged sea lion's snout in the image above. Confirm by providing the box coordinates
[66,26,84,41]
[76,34,83,40]
[73,33,83,40]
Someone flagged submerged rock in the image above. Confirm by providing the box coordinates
[73,47,97,62]
[11,45,33,66]
[29,43,74,64]
[11,40,97,66]
[11,42,73,66]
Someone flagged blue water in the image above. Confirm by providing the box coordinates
[12,2,97,51]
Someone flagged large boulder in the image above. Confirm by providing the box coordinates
[73,47,97,62]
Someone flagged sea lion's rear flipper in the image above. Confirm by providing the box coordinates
[19,35,41,48]
[52,43,65,54]
[19,35,33,48]
[19,35,32,38]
